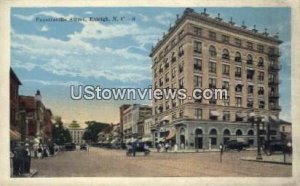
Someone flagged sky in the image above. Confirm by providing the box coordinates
[11,7,291,126]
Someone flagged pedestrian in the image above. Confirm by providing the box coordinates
[181,143,184,150]
[23,143,31,173]
[219,143,224,163]
[37,145,42,159]
[174,143,178,153]
[132,141,136,157]
[12,143,22,176]
[165,142,169,152]
[157,143,161,153]
[43,145,48,158]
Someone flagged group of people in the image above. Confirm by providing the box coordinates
[11,143,31,176]
[156,142,171,152]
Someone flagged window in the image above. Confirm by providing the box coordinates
[171,38,176,46]
[194,58,202,72]
[179,45,184,57]
[209,62,216,73]
[235,67,242,78]
[235,38,241,47]
[193,27,202,36]
[178,30,184,39]
[209,31,216,40]
[159,64,163,73]
[165,100,169,110]
[259,100,265,109]
[171,68,176,78]
[222,35,230,44]
[257,45,264,53]
[247,54,253,65]
[171,52,176,63]
[247,85,253,94]
[209,78,216,89]
[258,87,264,95]
[222,81,229,90]
[235,52,241,62]
[247,42,253,50]
[179,110,184,117]
[223,97,230,106]
[209,46,217,58]
[179,78,184,89]
[194,108,202,119]
[165,72,169,83]
[258,72,264,81]
[235,84,243,92]
[179,63,184,74]
[194,75,202,87]
[222,49,230,60]
[247,99,253,108]
[222,64,230,75]
[164,58,169,69]
[172,113,176,120]
[194,41,202,54]
[247,69,254,80]
[172,99,176,108]
[258,57,264,67]
[209,98,217,105]
[159,78,163,87]
[223,111,230,121]
[235,97,242,107]
[159,52,163,60]
[154,68,157,78]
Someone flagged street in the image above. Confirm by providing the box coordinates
[31,147,292,177]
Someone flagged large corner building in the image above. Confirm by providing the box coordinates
[149,8,282,149]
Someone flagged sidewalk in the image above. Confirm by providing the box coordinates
[241,154,292,165]
[149,148,257,153]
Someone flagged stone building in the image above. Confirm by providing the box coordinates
[68,121,85,145]
[150,8,282,149]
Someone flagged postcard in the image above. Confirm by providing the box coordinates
[0,0,299,186]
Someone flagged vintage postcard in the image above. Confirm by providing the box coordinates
[0,0,299,185]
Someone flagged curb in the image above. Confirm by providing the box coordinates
[240,158,292,165]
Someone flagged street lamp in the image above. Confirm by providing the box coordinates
[249,112,263,160]
[35,90,42,144]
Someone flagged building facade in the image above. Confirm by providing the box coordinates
[122,104,152,142]
[150,8,282,149]
[69,128,85,145]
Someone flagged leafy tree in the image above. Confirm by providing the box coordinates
[83,121,110,143]
[52,116,72,145]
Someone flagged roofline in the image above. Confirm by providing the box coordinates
[10,68,22,85]
[150,8,282,57]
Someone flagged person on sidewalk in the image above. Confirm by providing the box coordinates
[165,142,169,152]
[23,143,31,174]
[174,143,178,153]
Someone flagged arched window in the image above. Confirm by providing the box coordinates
[209,128,217,135]
[258,57,264,67]
[209,46,217,58]
[236,129,243,136]
[180,128,185,135]
[247,54,253,65]
[247,130,254,136]
[235,52,241,62]
[222,49,230,60]
[195,128,203,136]
[223,129,231,136]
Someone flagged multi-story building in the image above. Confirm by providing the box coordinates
[122,104,152,142]
[119,104,130,143]
[141,118,154,147]
[150,8,282,149]
[10,68,22,141]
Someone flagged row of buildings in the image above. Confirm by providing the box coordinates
[10,68,53,147]
[115,8,291,150]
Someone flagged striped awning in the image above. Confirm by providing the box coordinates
[10,130,21,140]
[210,110,220,117]
[166,129,176,140]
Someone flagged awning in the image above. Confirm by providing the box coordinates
[157,137,165,142]
[125,139,131,143]
[235,81,243,85]
[210,110,220,117]
[10,130,21,140]
[166,129,176,140]
[141,137,152,142]
[161,116,170,122]
[270,115,279,122]
[110,139,119,144]
[236,112,246,118]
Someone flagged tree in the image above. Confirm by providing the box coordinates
[82,121,110,143]
[52,116,72,145]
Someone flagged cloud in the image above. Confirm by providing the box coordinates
[14,11,75,21]
[11,31,151,83]
[279,41,291,66]
[155,12,176,25]
[40,25,49,32]
[22,79,80,86]
[85,11,93,15]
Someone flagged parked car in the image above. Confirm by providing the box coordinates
[263,140,292,155]
[224,140,249,151]
[80,144,88,150]
[126,142,150,156]
[64,142,76,151]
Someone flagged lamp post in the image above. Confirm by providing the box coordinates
[249,112,263,160]
[35,90,42,144]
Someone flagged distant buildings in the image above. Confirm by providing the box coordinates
[68,121,85,145]
[10,68,53,146]
[149,8,283,149]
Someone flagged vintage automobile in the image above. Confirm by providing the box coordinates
[80,144,88,150]
[64,142,76,151]
[224,140,250,151]
[263,140,292,155]
[126,142,150,156]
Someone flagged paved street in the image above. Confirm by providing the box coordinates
[32,147,292,177]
